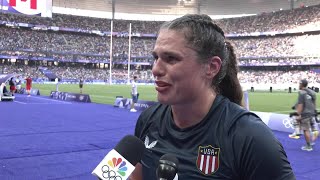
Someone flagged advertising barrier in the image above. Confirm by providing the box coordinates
[114,96,157,111]
[50,91,91,103]
[18,87,40,95]
[253,111,320,133]
[253,111,292,133]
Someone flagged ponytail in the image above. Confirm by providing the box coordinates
[217,41,243,106]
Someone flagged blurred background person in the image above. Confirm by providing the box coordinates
[130,76,138,112]
[79,77,84,94]
[25,75,32,97]
[9,77,16,95]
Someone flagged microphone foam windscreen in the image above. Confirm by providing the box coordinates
[114,135,145,166]
[159,154,179,169]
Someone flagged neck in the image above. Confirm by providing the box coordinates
[171,90,216,129]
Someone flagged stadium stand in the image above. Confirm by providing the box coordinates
[0,4,320,84]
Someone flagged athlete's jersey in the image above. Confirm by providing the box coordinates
[16,78,21,85]
[132,81,138,95]
[26,78,32,86]
[298,88,316,118]
[135,95,295,180]
[79,79,84,85]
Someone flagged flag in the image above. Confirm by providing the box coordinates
[9,0,37,10]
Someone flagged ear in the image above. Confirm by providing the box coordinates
[204,56,222,79]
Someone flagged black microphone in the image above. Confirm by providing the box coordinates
[156,154,179,180]
[92,135,145,180]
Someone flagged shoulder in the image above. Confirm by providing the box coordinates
[217,98,282,153]
[206,96,267,138]
[134,103,168,137]
[230,112,271,138]
[299,90,306,95]
[137,103,168,123]
[306,88,316,95]
[216,97,257,132]
[221,97,273,139]
[228,113,295,179]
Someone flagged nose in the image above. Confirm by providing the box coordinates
[152,59,165,78]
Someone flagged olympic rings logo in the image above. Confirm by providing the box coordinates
[101,165,122,180]
[282,118,294,129]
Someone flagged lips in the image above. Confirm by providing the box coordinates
[155,81,171,92]
[155,81,171,87]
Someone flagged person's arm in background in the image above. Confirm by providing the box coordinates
[296,104,303,118]
[312,90,316,112]
[291,102,298,110]
[296,91,304,119]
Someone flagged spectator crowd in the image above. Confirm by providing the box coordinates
[0,4,320,84]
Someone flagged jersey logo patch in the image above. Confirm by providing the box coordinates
[144,135,157,149]
[196,145,220,175]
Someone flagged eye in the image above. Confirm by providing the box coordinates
[166,56,178,64]
[153,55,159,61]
[151,55,158,64]
[168,56,175,60]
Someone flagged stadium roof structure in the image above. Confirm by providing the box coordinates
[53,0,320,16]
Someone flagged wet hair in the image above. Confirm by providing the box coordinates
[159,14,243,105]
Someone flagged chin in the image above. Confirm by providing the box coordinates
[157,95,172,105]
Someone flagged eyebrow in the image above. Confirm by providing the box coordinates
[152,51,182,58]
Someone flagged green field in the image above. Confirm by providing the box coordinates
[29,84,320,114]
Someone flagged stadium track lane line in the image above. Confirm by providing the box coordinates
[13,100,27,104]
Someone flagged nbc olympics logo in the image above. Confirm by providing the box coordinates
[101,157,128,180]
[108,157,128,176]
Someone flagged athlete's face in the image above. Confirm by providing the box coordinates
[152,29,211,105]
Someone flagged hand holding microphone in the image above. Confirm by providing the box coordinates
[156,154,179,180]
[92,135,145,180]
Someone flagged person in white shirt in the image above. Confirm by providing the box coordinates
[55,78,59,91]
[0,83,5,101]
[16,76,22,93]
[130,76,139,112]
